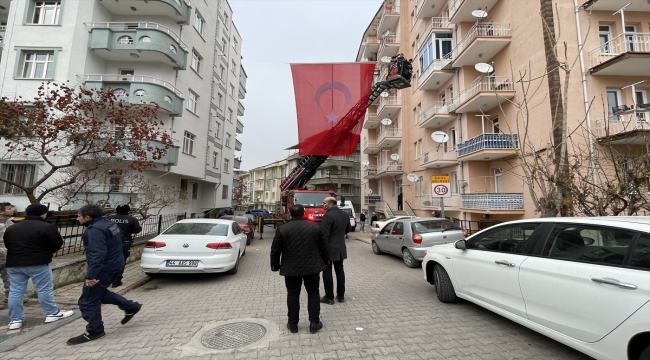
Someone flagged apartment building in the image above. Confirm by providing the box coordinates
[0,0,247,216]
[357,0,650,224]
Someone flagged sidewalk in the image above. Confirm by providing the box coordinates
[348,229,372,244]
[0,260,150,352]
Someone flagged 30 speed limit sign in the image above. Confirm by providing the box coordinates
[431,183,452,198]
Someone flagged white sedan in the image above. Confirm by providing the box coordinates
[370,216,416,234]
[140,219,247,275]
[422,217,650,360]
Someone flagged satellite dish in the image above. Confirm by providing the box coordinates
[380,91,389,98]
[390,153,400,161]
[381,29,391,38]
[407,174,418,182]
[474,62,494,74]
[380,56,392,63]
[431,131,450,143]
[471,10,488,18]
[362,160,370,166]
[365,188,373,195]
[380,118,393,125]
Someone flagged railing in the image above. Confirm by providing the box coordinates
[417,17,451,49]
[461,193,524,210]
[377,128,402,144]
[235,139,242,151]
[420,149,458,165]
[449,23,510,60]
[330,155,360,161]
[236,119,244,134]
[380,34,400,46]
[76,74,183,97]
[588,33,650,68]
[418,101,452,126]
[311,173,354,180]
[404,201,417,217]
[449,76,513,111]
[83,22,188,51]
[457,133,519,157]
[363,139,378,150]
[365,112,378,124]
[364,168,377,177]
[382,4,400,16]
[377,162,403,174]
[417,59,452,86]
[364,195,382,205]
[421,194,461,209]
[365,35,380,45]
[375,200,395,217]
[448,0,462,20]
[595,115,650,138]
[238,101,245,114]
[379,95,400,110]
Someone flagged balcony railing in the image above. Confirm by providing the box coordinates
[418,59,452,83]
[379,95,400,110]
[421,194,461,208]
[364,112,378,126]
[236,119,244,134]
[330,155,360,161]
[595,115,650,138]
[237,101,245,116]
[457,133,519,157]
[363,139,378,150]
[461,193,524,210]
[83,22,188,51]
[76,74,183,97]
[364,195,382,205]
[418,101,452,126]
[589,33,650,68]
[377,162,403,174]
[365,35,380,45]
[377,128,402,144]
[364,168,378,178]
[417,18,451,49]
[235,139,242,151]
[419,149,458,166]
[449,76,513,111]
[449,23,511,61]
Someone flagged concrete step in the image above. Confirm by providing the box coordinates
[392,211,410,216]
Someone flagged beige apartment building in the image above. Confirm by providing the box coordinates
[357,0,650,227]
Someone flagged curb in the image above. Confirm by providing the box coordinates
[349,234,371,244]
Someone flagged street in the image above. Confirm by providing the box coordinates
[3,229,592,360]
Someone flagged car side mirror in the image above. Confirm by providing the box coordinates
[583,238,595,245]
[455,240,467,250]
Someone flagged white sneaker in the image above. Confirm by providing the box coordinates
[8,320,23,330]
[45,310,74,323]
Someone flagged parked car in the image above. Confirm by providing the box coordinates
[422,217,650,360]
[250,209,271,218]
[140,219,247,276]
[219,215,255,244]
[370,216,416,234]
[372,218,465,268]
[340,206,357,232]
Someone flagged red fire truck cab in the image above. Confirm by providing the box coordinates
[280,189,334,222]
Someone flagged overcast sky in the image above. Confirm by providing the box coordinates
[230,0,382,170]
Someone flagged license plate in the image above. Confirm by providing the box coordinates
[166,260,199,267]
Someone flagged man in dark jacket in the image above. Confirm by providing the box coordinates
[67,205,142,345]
[106,205,142,288]
[319,197,351,305]
[3,204,73,330]
[371,212,378,226]
[271,204,328,334]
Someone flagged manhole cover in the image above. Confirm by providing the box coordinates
[201,322,267,350]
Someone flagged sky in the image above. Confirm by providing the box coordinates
[230,0,383,170]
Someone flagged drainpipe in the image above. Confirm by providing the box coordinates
[573,0,598,189]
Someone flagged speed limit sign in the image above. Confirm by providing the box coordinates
[431,183,451,198]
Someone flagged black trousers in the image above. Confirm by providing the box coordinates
[284,273,320,325]
[114,247,131,284]
[78,272,139,334]
[322,260,345,300]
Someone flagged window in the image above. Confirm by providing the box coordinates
[231,60,237,74]
[230,84,235,98]
[217,93,223,109]
[222,38,227,53]
[418,33,452,74]
[599,25,612,54]
[193,11,204,35]
[225,133,231,147]
[450,172,458,194]
[212,151,219,168]
[192,183,198,199]
[542,223,637,267]
[470,223,541,254]
[232,38,238,52]
[223,13,229,26]
[191,49,202,73]
[32,1,60,25]
[180,179,188,197]
[629,235,650,270]
[450,128,457,149]
[0,164,36,195]
[215,121,221,138]
[183,131,195,155]
[21,52,54,79]
[606,89,622,118]
[224,158,230,173]
[187,90,198,113]
[219,65,225,80]
[227,108,233,122]
[491,118,499,133]
[222,185,229,199]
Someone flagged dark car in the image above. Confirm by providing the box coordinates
[219,215,255,244]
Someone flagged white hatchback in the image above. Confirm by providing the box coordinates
[422,217,650,360]
[140,219,247,275]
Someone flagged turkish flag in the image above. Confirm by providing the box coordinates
[291,63,376,156]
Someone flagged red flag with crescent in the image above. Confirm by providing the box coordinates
[291,63,376,156]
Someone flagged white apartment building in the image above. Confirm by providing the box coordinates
[0,0,247,216]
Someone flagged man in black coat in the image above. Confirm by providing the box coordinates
[106,205,142,288]
[271,205,328,334]
[319,197,351,305]
[371,212,378,226]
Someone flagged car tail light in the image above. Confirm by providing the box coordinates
[145,241,166,248]
[374,223,379,228]
[308,215,315,220]
[206,242,232,249]
[412,234,423,244]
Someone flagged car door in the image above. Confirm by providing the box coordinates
[519,224,650,342]
[385,221,405,255]
[375,222,394,252]
[452,222,543,318]
[231,222,245,254]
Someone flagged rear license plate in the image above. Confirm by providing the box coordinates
[166,260,199,267]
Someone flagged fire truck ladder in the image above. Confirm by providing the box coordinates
[279,71,410,193]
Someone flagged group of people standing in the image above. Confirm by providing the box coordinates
[270,197,351,334]
[358,211,379,233]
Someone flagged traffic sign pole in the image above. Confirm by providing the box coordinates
[441,197,445,219]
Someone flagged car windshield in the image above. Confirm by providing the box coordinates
[163,223,229,236]
[293,193,331,208]
[411,219,461,234]
[234,217,248,225]
[342,208,353,217]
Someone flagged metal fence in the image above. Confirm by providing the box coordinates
[54,213,186,257]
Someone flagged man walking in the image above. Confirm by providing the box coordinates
[67,205,142,345]
[320,197,351,305]
[370,212,378,226]
[0,202,15,307]
[271,205,328,334]
[106,205,142,288]
[3,204,73,330]
[359,212,366,233]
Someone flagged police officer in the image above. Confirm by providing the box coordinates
[106,205,142,288]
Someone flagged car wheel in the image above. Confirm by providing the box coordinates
[372,241,383,255]
[433,264,457,303]
[402,248,420,268]
[226,253,240,275]
[640,345,650,360]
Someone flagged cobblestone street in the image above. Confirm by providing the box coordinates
[2,229,592,359]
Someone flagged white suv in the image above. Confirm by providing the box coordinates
[422,217,650,360]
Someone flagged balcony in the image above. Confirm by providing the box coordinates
[238,85,246,100]
[234,157,242,169]
[416,0,448,19]
[363,139,379,154]
[97,0,192,25]
[377,128,402,148]
[364,195,382,205]
[361,35,381,61]
[377,95,401,119]
[449,76,514,113]
[417,59,454,90]
[582,0,650,12]
[451,23,511,67]
[461,193,524,212]
[90,138,179,166]
[421,194,460,209]
[377,4,400,39]
[457,133,519,161]
[595,114,650,145]
[417,17,452,49]
[329,155,359,162]
[238,101,245,116]
[364,167,378,179]
[363,112,379,129]
[419,149,458,168]
[235,139,242,151]
[236,119,244,134]
[588,33,650,76]
[377,34,401,59]
[448,0,499,23]
[418,101,456,128]
[377,162,403,176]
[0,25,5,49]
[77,74,184,116]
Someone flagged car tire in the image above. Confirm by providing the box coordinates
[226,253,240,275]
[640,345,650,360]
[433,264,457,303]
[372,241,383,255]
[246,236,251,245]
[402,248,420,268]
[144,272,161,278]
